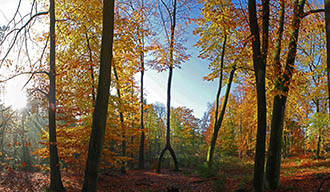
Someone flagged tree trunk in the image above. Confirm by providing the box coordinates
[265,0,305,189]
[206,65,235,169]
[248,0,269,191]
[113,64,126,174]
[315,101,321,159]
[82,1,115,191]
[265,95,286,188]
[49,0,65,191]
[206,34,226,169]
[316,134,321,159]
[214,35,226,126]
[157,65,179,172]
[21,110,31,169]
[157,0,179,173]
[138,32,145,169]
[85,32,96,105]
[325,0,330,115]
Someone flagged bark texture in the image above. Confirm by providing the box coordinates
[49,0,65,190]
[248,0,269,191]
[266,0,306,189]
[82,0,115,191]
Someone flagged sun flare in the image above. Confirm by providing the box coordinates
[4,77,27,111]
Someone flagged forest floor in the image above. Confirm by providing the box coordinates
[0,156,328,192]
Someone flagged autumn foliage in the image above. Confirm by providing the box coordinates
[0,0,329,191]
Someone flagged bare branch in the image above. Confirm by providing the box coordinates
[6,0,22,28]
[38,35,49,66]
[28,88,48,98]
[0,11,48,68]
[160,0,172,21]
[158,1,170,45]
[0,71,49,84]
[301,9,325,18]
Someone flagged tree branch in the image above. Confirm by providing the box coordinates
[301,9,325,18]
[0,71,49,84]
[0,11,48,68]
[28,88,48,98]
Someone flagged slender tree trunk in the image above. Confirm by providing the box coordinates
[325,0,330,115]
[113,64,126,174]
[316,134,321,158]
[266,0,305,189]
[138,26,145,169]
[82,1,115,191]
[315,102,321,159]
[85,32,96,105]
[214,35,226,125]
[206,65,236,169]
[21,111,31,169]
[157,65,179,172]
[248,0,269,191]
[49,0,65,191]
[139,53,145,169]
[157,0,179,173]
[206,34,226,169]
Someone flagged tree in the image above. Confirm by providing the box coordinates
[48,0,65,190]
[113,63,127,173]
[135,0,147,170]
[206,65,236,169]
[156,0,179,173]
[170,106,199,166]
[247,0,269,191]
[156,0,192,173]
[194,0,249,169]
[307,112,329,158]
[139,31,146,169]
[296,12,327,158]
[82,0,115,191]
[265,0,306,189]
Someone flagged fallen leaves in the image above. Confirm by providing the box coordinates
[0,157,328,191]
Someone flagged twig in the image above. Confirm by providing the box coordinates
[29,88,48,98]
[0,11,48,68]
[0,71,48,84]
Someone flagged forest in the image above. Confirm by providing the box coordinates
[0,0,329,191]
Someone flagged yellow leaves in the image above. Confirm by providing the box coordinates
[203,70,219,81]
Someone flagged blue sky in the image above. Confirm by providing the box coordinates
[143,14,220,119]
[0,0,221,118]
[143,55,219,119]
